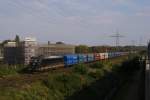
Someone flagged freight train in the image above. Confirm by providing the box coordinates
[29,52,128,71]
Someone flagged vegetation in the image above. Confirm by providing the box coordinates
[15,35,20,46]
[0,35,21,47]
[0,64,24,76]
[0,55,142,100]
[73,64,88,75]
[75,45,89,53]
[75,45,146,53]
[90,62,104,69]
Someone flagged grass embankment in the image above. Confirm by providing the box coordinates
[0,55,140,100]
[0,64,24,77]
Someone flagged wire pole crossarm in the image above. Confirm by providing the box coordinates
[110,32,125,47]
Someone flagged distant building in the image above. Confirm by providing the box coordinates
[4,42,24,65]
[37,43,75,57]
[22,37,37,65]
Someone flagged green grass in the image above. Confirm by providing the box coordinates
[0,82,50,100]
[0,64,25,76]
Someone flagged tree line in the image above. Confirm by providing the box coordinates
[75,45,146,53]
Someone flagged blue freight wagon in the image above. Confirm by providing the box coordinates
[83,54,88,62]
[79,54,88,62]
[78,54,86,63]
[87,54,94,62]
[64,54,78,66]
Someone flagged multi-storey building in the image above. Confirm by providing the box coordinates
[23,37,37,65]
[0,44,3,61]
[3,37,75,65]
[37,43,75,57]
[4,42,24,65]
[148,41,150,60]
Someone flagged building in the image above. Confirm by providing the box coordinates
[3,38,37,65]
[3,37,75,65]
[4,42,24,65]
[37,43,75,57]
[0,44,3,61]
[148,41,150,60]
[23,37,37,65]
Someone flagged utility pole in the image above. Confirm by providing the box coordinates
[131,40,136,53]
[131,40,136,46]
[139,37,143,46]
[110,31,124,48]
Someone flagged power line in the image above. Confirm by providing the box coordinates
[139,37,143,46]
[110,31,124,47]
[131,40,136,46]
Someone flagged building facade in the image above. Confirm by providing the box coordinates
[4,42,24,65]
[148,42,150,60]
[23,37,37,65]
[0,45,3,61]
[3,37,75,65]
[37,43,75,57]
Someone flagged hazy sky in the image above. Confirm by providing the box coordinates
[0,0,150,46]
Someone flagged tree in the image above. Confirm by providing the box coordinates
[75,45,89,53]
[15,35,20,46]
[1,40,11,47]
[56,41,64,44]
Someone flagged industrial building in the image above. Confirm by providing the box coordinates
[3,37,75,65]
[3,38,37,65]
[4,42,24,65]
[37,43,75,57]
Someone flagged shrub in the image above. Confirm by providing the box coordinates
[0,64,24,76]
[89,69,104,79]
[43,73,82,98]
[73,64,88,75]
[90,62,104,69]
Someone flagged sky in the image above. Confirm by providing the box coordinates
[0,0,150,46]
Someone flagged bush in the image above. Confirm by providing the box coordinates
[90,62,104,69]
[43,73,82,98]
[0,82,50,100]
[89,69,104,79]
[0,64,24,76]
[21,82,49,100]
[73,64,88,75]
